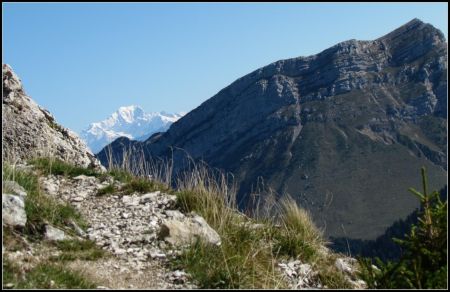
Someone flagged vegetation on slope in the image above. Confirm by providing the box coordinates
[171,163,353,288]
[358,168,447,289]
[3,163,88,238]
[8,156,446,289]
[2,160,105,289]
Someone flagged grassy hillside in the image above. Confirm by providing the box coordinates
[2,157,358,289]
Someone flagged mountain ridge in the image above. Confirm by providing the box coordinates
[97,18,447,240]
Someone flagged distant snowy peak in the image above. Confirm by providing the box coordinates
[81,105,184,154]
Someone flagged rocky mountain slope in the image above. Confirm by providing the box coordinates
[2,58,364,289]
[80,106,183,154]
[3,159,365,289]
[2,64,104,171]
[97,19,448,240]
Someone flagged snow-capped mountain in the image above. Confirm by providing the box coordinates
[80,105,184,153]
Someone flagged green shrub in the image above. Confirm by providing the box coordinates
[358,167,448,289]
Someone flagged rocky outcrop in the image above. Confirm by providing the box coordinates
[2,64,104,171]
[98,19,447,240]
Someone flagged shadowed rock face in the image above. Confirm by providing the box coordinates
[2,64,104,171]
[97,19,447,240]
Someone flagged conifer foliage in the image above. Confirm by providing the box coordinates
[359,167,447,289]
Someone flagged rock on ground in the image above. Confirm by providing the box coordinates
[159,212,221,247]
[2,194,27,228]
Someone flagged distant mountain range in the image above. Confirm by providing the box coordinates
[80,106,184,153]
[97,19,447,241]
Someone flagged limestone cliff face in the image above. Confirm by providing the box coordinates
[2,64,104,171]
[97,19,447,240]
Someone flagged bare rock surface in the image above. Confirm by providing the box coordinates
[2,64,104,171]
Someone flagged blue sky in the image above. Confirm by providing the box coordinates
[3,3,448,133]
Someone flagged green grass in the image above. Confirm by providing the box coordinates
[172,226,284,289]
[171,171,286,288]
[2,227,29,252]
[272,197,324,262]
[170,167,355,289]
[49,239,107,262]
[3,156,356,289]
[122,176,170,195]
[96,184,117,196]
[97,176,169,196]
[29,157,99,178]
[3,163,88,238]
[3,259,97,289]
[101,167,134,183]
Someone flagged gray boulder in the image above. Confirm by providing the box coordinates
[159,214,221,246]
[2,194,27,228]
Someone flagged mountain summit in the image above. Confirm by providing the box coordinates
[81,106,183,153]
[97,19,447,240]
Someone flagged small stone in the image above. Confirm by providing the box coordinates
[164,210,185,220]
[278,263,288,269]
[150,252,166,259]
[5,283,14,288]
[288,260,302,269]
[140,191,160,204]
[335,258,353,274]
[122,195,139,206]
[44,225,67,241]
[298,263,312,277]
